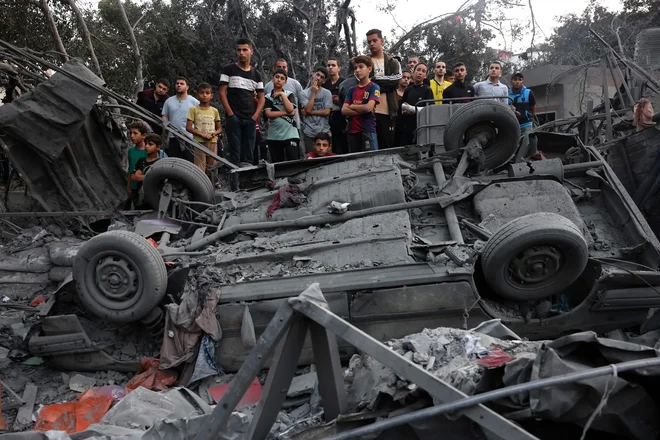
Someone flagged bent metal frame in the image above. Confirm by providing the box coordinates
[194,283,538,440]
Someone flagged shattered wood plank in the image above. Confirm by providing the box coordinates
[14,383,37,430]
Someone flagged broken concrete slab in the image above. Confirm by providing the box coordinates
[69,374,96,392]
[287,372,318,398]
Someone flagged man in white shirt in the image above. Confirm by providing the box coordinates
[474,61,509,104]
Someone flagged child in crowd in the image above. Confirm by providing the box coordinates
[186,82,222,176]
[306,132,337,158]
[125,121,149,198]
[398,63,434,146]
[130,134,162,208]
[341,56,380,153]
[264,69,300,163]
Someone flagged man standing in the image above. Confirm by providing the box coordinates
[323,57,347,154]
[406,56,419,72]
[442,62,475,104]
[366,29,402,149]
[219,38,265,178]
[300,66,333,153]
[474,61,508,103]
[137,78,170,133]
[508,72,536,136]
[161,77,199,162]
[429,61,452,103]
[398,63,434,146]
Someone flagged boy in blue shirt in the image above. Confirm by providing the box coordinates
[341,56,381,153]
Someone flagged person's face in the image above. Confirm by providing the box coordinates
[354,63,371,80]
[145,140,160,155]
[129,128,145,145]
[274,61,288,73]
[511,77,524,89]
[327,60,340,77]
[488,63,502,79]
[434,63,446,78]
[236,44,253,63]
[367,33,384,55]
[155,82,169,96]
[197,88,213,103]
[453,65,467,81]
[314,70,327,85]
[407,57,419,71]
[399,71,411,88]
[413,65,427,83]
[175,79,188,94]
[273,73,287,88]
[314,140,331,156]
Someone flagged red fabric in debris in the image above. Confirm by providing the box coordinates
[209,377,263,407]
[125,357,178,393]
[475,348,515,369]
[30,296,47,307]
[266,185,305,217]
[34,390,114,433]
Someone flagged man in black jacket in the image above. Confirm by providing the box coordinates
[442,62,475,104]
[366,29,402,149]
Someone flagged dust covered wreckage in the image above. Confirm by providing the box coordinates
[2,57,660,364]
[3,51,660,440]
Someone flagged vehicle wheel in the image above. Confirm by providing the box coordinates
[444,100,520,170]
[73,231,167,323]
[481,213,588,301]
[143,158,214,209]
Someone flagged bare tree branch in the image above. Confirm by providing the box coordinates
[132,9,150,32]
[527,0,536,59]
[114,0,143,97]
[62,0,103,79]
[389,0,473,53]
[30,0,68,62]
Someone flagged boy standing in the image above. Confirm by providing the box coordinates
[219,39,265,180]
[508,73,537,137]
[161,77,199,162]
[398,63,434,146]
[300,66,333,153]
[341,56,381,153]
[125,121,149,198]
[186,82,222,174]
[130,134,162,208]
[306,132,337,158]
[264,69,300,163]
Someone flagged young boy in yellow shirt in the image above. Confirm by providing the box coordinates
[186,82,222,175]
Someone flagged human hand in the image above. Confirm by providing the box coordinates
[204,133,213,140]
[311,80,320,94]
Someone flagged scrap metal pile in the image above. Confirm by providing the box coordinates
[2,36,660,440]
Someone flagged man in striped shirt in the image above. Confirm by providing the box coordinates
[219,38,265,182]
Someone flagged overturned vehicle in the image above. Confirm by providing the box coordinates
[2,47,660,374]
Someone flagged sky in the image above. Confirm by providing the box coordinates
[350,0,624,54]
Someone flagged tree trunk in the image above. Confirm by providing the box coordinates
[115,0,143,97]
[37,0,68,62]
[63,0,103,79]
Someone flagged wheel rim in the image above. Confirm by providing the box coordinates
[506,245,564,288]
[83,251,143,311]
[95,255,138,300]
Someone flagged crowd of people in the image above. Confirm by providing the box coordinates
[131,28,537,192]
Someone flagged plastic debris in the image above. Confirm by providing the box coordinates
[34,390,114,433]
[125,358,178,393]
[209,377,262,407]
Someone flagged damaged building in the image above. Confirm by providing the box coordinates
[1,29,660,440]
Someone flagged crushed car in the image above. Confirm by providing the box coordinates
[2,42,660,375]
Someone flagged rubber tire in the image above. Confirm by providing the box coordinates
[73,231,167,323]
[143,158,214,209]
[481,213,588,301]
[443,100,520,170]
